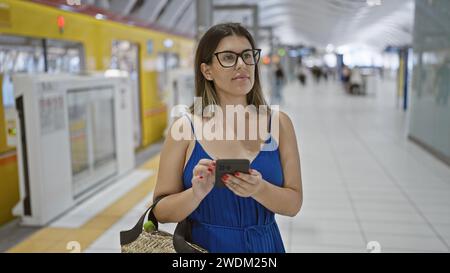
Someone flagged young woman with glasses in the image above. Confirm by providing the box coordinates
[152,23,303,253]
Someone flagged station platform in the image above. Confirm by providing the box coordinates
[3,77,449,253]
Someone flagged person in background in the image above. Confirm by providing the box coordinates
[295,63,307,86]
[273,63,285,104]
[341,65,351,93]
[349,67,364,95]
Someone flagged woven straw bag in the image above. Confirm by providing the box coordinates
[120,195,208,253]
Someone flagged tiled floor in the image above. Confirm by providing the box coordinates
[84,75,450,253]
[6,75,450,253]
[275,75,450,253]
[88,75,450,253]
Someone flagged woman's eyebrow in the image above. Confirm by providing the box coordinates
[218,48,253,53]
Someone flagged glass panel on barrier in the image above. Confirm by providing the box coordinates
[91,94,116,168]
[110,40,141,148]
[67,92,89,177]
[68,87,117,197]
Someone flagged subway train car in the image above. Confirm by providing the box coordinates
[0,0,195,226]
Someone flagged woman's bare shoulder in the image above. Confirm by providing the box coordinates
[272,110,295,132]
[275,110,298,147]
[163,115,194,150]
[278,109,292,121]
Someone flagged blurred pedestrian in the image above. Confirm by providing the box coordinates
[273,63,285,104]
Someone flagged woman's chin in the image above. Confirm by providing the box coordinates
[233,83,252,94]
[234,88,252,96]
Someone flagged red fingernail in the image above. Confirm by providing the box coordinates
[234,172,239,177]
[208,167,213,172]
[199,175,203,179]
[222,174,228,180]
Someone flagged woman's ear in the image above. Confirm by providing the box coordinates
[201,63,213,81]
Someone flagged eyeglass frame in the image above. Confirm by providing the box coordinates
[212,49,262,68]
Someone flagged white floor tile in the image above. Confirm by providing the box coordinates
[355,208,426,223]
[291,244,367,253]
[290,230,366,248]
[359,220,437,237]
[290,218,361,234]
[84,248,120,253]
[89,230,120,250]
[362,232,448,252]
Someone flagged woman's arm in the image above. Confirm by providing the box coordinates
[253,111,303,216]
[223,111,303,216]
[152,116,200,223]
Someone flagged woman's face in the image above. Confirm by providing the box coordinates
[201,35,256,98]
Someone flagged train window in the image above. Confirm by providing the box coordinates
[110,40,142,148]
[156,52,180,101]
[46,39,85,73]
[0,35,85,110]
[0,35,45,109]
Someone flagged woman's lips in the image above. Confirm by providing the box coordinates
[232,76,250,81]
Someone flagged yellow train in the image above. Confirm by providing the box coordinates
[0,0,195,226]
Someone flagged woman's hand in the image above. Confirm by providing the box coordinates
[222,169,266,198]
[191,159,216,201]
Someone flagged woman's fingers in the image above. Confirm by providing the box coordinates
[223,176,246,196]
[249,169,261,176]
[191,174,203,183]
[232,172,257,185]
[193,165,207,176]
[193,162,215,177]
[198,159,216,167]
[222,174,248,190]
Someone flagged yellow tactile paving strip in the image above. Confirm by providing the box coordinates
[6,155,160,253]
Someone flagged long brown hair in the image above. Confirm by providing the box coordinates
[190,22,269,114]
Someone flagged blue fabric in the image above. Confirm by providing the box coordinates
[182,114,286,253]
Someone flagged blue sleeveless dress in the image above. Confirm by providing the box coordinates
[182,113,286,253]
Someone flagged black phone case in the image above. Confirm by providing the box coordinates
[215,159,250,188]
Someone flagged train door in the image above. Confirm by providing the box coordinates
[110,40,141,149]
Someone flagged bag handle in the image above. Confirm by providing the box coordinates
[119,194,167,246]
[119,194,204,253]
[173,218,200,253]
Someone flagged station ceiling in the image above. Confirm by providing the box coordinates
[85,0,415,50]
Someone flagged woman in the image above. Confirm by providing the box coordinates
[153,23,302,253]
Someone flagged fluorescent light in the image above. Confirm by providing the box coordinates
[326,44,334,53]
[163,39,174,48]
[95,13,106,20]
[367,0,382,6]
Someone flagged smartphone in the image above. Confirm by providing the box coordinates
[215,159,250,188]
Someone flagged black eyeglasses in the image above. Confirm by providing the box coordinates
[213,49,261,68]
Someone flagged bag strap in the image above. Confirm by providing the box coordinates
[119,194,167,246]
[119,194,204,253]
[173,219,200,253]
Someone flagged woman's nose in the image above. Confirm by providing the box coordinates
[235,56,246,69]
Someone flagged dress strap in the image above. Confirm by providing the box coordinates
[268,111,273,133]
[184,113,196,139]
